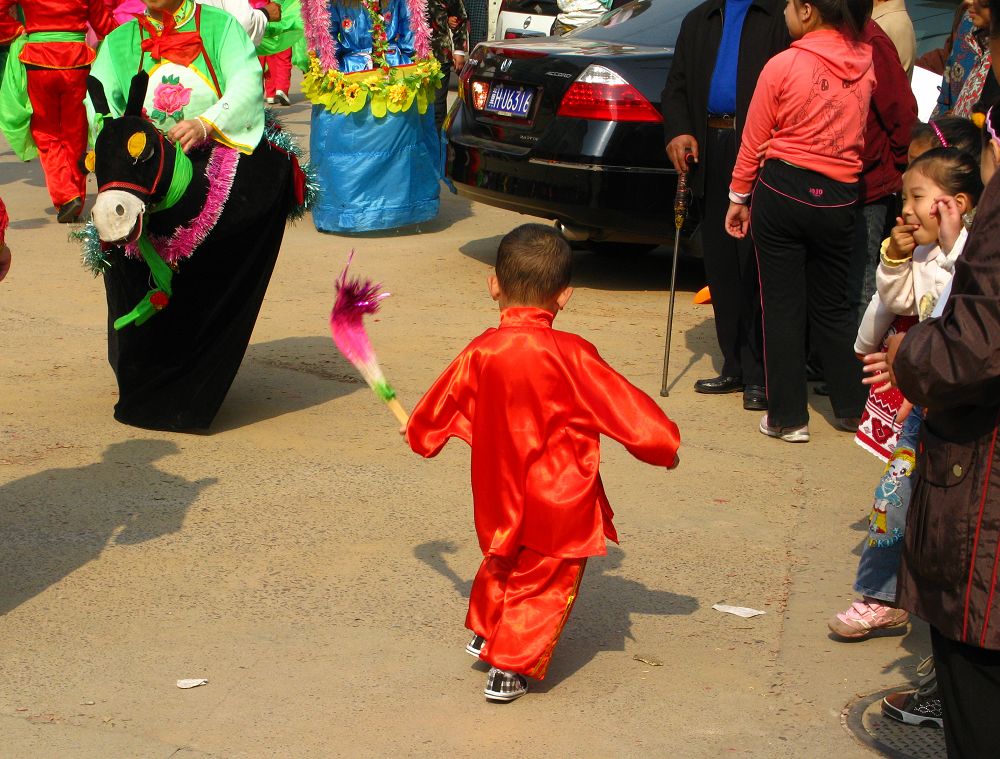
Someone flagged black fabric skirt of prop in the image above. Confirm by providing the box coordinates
[102,141,293,431]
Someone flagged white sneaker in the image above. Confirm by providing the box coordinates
[275,90,290,106]
[265,96,276,104]
[759,414,809,443]
[484,667,527,702]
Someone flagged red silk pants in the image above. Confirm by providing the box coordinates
[25,66,89,207]
[260,48,291,98]
[466,547,586,680]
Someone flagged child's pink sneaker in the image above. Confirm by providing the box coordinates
[828,599,909,639]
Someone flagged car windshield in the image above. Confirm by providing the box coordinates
[572,0,706,47]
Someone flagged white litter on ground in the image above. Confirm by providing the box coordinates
[176,678,209,689]
[712,604,766,619]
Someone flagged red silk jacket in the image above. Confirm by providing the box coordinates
[406,307,681,559]
[0,0,116,68]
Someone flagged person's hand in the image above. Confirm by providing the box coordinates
[262,2,281,21]
[399,424,407,437]
[167,118,209,153]
[931,194,963,252]
[725,201,749,239]
[887,216,917,261]
[0,244,10,282]
[754,137,772,164]
[452,50,466,70]
[862,350,893,392]
[447,14,460,29]
[665,134,698,174]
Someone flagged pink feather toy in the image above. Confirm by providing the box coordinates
[330,253,409,425]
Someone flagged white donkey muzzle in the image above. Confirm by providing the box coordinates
[91,190,146,244]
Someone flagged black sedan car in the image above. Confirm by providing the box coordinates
[445,0,704,248]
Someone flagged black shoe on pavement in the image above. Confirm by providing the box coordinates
[484,667,528,702]
[57,197,83,224]
[743,385,767,410]
[881,657,943,728]
[813,383,830,396]
[694,375,743,394]
[882,685,943,728]
[466,634,485,658]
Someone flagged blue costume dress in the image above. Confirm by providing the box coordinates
[309,0,440,233]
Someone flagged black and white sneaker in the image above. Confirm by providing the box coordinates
[466,634,486,658]
[484,667,528,702]
[881,658,943,728]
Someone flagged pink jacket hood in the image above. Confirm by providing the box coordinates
[790,28,873,83]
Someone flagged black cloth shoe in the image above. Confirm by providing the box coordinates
[813,383,830,397]
[694,375,743,394]
[465,634,485,658]
[743,385,767,410]
[57,197,83,224]
[485,667,528,702]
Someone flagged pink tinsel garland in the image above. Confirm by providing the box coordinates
[300,0,339,71]
[124,144,239,265]
[301,0,433,72]
[405,0,432,60]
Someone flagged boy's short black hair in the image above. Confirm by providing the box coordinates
[495,224,572,304]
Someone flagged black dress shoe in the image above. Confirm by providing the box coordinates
[743,385,767,410]
[813,383,831,397]
[57,197,83,224]
[694,375,743,394]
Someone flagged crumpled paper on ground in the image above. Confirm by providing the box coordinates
[176,678,209,689]
[712,603,765,618]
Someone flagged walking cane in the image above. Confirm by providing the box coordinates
[660,155,693,397]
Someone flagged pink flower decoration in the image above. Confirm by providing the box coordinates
[152,82,192,116]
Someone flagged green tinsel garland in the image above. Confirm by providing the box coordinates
[264,108,320,220]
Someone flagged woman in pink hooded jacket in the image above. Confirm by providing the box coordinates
[724,0,875,442]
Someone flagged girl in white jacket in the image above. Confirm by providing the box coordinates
[830,146,982,641]
[854,147,982,458]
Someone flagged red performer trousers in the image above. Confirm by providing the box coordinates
[25,66,89,208]
[261,48,292,98]
[466,546,586,680]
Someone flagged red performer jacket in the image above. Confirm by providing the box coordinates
[0,0,116,68]
[0,6,22,45]
[406,307,681,559]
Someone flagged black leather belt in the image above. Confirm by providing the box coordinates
[707,115,735,129]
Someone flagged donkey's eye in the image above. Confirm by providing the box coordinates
[126,131,153,162]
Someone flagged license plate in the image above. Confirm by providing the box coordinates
[484,82,534,118]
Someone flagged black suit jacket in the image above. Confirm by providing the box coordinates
[660,0,788,198]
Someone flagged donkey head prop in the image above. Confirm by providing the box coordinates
[87,72,192,247]
[87,72,197,329]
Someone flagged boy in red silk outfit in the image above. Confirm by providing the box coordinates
[0,0,116,222]
[406,224,681,702]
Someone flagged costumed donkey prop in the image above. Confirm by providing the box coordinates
[84,72,313,431]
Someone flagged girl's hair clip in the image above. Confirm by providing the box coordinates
[929,119,949,148]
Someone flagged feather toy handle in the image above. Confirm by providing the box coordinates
[329,253,409,426]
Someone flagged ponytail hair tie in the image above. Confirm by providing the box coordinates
[930,119,949,148]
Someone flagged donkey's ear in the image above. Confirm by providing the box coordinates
[124,71,150,117]
[87,75,111,116]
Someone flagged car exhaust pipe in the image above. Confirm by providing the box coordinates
[556,220,590,242]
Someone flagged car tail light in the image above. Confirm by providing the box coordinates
[557,64,662,123]
[470,80,490,110]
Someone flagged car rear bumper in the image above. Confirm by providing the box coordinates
[447,137,680,244]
